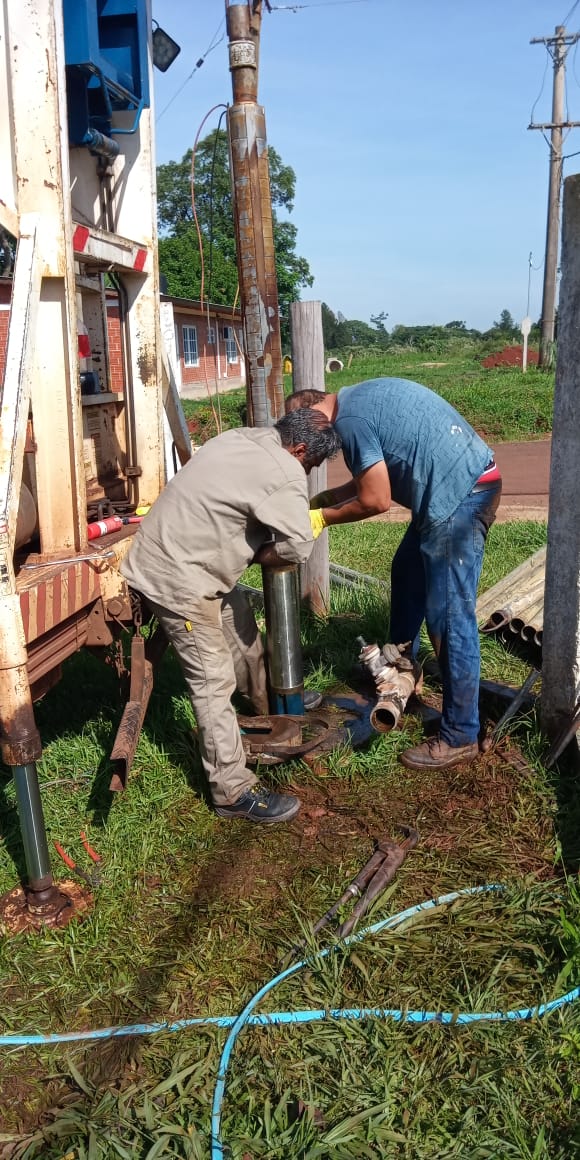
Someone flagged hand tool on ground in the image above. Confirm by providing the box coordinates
[283,826,418,964]
[53,833,102,888]
[479,667,540,753]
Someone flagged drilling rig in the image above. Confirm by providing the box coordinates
[0,0,189,929]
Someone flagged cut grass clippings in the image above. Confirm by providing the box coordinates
[1,520,580,1160]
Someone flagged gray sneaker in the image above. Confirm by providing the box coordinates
[215,785,301,824]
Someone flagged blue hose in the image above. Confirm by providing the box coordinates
[0,886,578,1156]
[210,884,580,1158]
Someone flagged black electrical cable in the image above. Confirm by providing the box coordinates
[156,19,225,123]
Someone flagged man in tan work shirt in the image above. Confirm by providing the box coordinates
[121,408,341,824]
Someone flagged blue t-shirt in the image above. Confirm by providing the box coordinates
[335,379,493,529]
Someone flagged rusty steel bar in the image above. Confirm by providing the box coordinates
[109,624,168,791]
[226,2,284,426]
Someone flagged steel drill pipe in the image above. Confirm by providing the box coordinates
[262,564,304,715]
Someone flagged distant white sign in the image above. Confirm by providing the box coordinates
[520,316,532,337]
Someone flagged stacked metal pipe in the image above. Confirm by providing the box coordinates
[476,546,546,653]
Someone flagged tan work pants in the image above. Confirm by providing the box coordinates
[147,588,267,805]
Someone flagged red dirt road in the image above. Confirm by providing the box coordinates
[327,438,551,523]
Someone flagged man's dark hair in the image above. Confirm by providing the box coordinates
[275,407,341,468]
[284,390,326,413]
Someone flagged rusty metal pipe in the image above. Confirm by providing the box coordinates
[227,1,284,428]
[481,609,512,634]
[357,637,417,733]
[369,679,416,733]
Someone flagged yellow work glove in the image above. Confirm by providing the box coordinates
[309,508,327,539]
[310,489,332,510]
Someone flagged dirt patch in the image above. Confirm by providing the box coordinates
[482,345,539,368]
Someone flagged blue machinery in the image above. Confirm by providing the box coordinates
[63,0,179,149]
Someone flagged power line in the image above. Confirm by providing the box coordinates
[562,0,580,26]
[530,52,549,124]
[156,19,226,123]
[270,0,370,9]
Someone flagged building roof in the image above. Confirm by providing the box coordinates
[160,293,241,318]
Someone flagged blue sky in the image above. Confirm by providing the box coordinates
[151,0,580,332]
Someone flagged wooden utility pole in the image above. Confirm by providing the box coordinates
[529,25,580,368]
[541,174,580,743]
[225,1,284,425]
[290,300,329,615]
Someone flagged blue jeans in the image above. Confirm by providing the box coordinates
[389,483,502,746]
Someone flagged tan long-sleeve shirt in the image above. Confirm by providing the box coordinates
[121,426,314,615]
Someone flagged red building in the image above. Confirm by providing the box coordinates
[0,277,245,399]
[159,295,245,398]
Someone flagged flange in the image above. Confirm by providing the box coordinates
[239,692,375,765]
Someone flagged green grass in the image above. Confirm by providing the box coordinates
[327,520,548,593]
[2,520,580,1160]
[182,350,554,444]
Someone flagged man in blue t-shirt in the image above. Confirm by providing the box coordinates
[287,379,502,771]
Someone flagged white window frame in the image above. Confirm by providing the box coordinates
[223,325,238,364]
[207,324,216,345]
[182,324,199,367]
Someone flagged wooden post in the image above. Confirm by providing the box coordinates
[541,174,580,741]
[290,300,329,615]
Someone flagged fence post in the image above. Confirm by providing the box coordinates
[290,300,329,616]
[541,173,580,744]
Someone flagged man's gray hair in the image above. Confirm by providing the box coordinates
[275,407,341,468]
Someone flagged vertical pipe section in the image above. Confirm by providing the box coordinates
[13,764,53,895]
[0,584,57,906]
[290,300,330,615]
[541,173,580,740]
[226,2,284,427]
[262,564,304,715]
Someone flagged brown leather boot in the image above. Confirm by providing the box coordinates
[400,735,478,771]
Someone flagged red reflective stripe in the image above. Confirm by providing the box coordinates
[53,572,62,627]
[133,248,147,271]
[476,463,501,485]
[36,580,47,637]
[73,225,90,252]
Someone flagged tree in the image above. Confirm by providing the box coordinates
[321,302,340,348]
[156,131,313,342]
[494,309,517,334]
[370,311,389,346]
